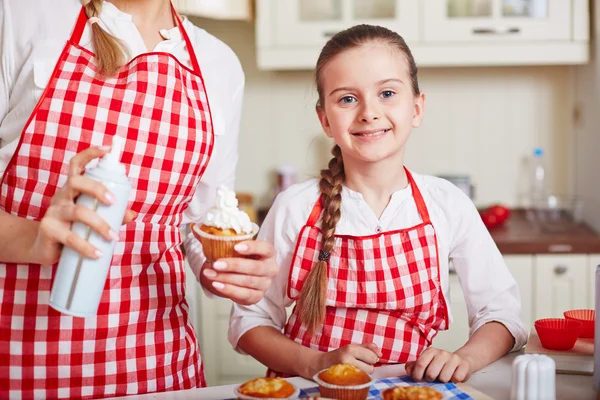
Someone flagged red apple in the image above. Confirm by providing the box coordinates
[488,204,511,223]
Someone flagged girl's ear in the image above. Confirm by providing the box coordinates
[316,105,333,138]
[412,92,425,128]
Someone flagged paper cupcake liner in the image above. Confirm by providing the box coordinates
[312,370,373,400]
[233,384,300,400]
[192,223,259,262]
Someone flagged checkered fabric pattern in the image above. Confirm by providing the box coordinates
[273,172,448,377]
[299,375,474,399]
[0,7,213,399]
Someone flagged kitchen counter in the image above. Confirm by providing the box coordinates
[490,210,600,254]
[114,352,596,399]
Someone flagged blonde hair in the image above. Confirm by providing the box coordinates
[83,0,129,76]
[297,145,345,333]
[297,25,420,333]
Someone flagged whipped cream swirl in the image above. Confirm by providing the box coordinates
[203,185,253,234]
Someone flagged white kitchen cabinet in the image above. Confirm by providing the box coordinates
[432,271,469,352]
[423,0,570,42]
[432,255,533,352]
[587,254,600,309]
[264,0,418,47]
[174,0,253,20]
[534,254,589,319]
[255,0,589,69]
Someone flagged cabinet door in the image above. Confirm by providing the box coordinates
[431,272,469,352]
[588,255,600,309]
[270,0,418,47]
[423,0,571,42]
[504,255,534,330]
[534,254,588,320]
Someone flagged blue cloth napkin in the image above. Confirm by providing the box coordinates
[299,375,474,399]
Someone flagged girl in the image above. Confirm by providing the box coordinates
[227,24,527,383]
[0,0,277,398]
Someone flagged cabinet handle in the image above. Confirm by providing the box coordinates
[554,265,568,275]
[323,31,338,38]
[472,27,521,35]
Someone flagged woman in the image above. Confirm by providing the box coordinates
[0,0,277,398]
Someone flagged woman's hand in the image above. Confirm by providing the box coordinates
[315,343,382,377]
[29,146,136,266]
[405,347,473,383]
[201,239,279,305]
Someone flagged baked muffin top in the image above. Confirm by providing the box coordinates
[317,364,371,386]
[381,385,443,400]
[238,377,296,398]
[199,224,239,236]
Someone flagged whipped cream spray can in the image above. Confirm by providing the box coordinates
[50,136,131,317]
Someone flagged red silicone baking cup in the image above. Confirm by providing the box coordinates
[564,309,595,339]
[535,318,582,351]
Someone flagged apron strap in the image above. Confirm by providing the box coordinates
[306,196,323,226]
[171,2,202,76]
[306,168,431,227]
[405,167,431,224]
[71,4,202,76]
[71,7,88,45]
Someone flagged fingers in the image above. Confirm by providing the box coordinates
[451,362,471,383]
[437,354,463,383]
[49,203,117,242]
[203,267,272,293]
[363,343,383,359]
[68,146,110,178]
[348,359,375,375]
[350,345,379,365]
[405,361,414,376]
[39,217,102,260]
[233,239,276,260]
[409,348,437,381]
[123,209,137,224]
[207,281,265,306]
[211,255,278,278]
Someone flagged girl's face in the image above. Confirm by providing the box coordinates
[317,43,425,167]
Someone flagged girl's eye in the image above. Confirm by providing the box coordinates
[340,96,356,104]
[380,90,395,99]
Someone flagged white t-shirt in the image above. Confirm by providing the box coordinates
[0,0,244,276]
[229,173,528,353]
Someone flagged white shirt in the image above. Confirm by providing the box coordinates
[0,0,244,276]
[229,173,527,353]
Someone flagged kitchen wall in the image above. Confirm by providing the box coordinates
[573,2,600,233]
[190,17,575,208]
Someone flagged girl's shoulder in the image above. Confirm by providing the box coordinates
[272,179,321,210]
[268,179,321,222]
[410,171,478,219]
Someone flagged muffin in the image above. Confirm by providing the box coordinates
[381,386,443,400]
[234,377,298,399]
[192,185,259,262]
[313,364,373,400]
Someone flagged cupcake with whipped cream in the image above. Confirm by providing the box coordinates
[192,185,260,261]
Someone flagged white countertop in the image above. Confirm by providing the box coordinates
[114,352,596,399]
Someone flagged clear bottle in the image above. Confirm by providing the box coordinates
[49,136,131,317]
[529,147,547,207]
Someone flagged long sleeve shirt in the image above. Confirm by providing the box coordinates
[229,172,527,353]
[0,0,245,277]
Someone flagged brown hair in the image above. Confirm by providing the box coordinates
[83,0,130,76]
[297,25,419,333]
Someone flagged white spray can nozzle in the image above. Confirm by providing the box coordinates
[99,135,127,175]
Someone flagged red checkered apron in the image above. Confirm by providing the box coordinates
[0,6,213,399]
[269,170,449,377]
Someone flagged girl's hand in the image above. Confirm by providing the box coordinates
[317,343,382,376]
[29,146,136,266]
[405,347,473,383]
[201,239,279,305]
